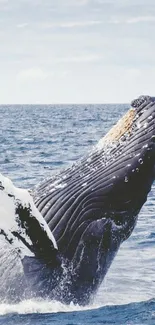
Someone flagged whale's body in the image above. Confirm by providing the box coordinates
[0,95,155,305]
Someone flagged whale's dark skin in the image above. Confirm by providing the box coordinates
[1,95,155,305]
[29,95,155,304]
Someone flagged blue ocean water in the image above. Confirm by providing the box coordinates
[0,104,155,325]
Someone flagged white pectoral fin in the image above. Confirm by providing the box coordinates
[0,173,58,265]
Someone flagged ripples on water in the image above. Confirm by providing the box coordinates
[0,104,155,325]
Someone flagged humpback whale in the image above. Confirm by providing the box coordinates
[0,95,155,305]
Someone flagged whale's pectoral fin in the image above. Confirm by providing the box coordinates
[14,203,60,267]
[0,174,60,270]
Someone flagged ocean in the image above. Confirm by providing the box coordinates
[0,103,155,325]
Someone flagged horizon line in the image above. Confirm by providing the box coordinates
[0,102,129,106]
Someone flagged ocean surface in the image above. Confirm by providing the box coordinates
[0,103,155,325]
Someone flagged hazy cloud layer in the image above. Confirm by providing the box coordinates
[0,0,155,103]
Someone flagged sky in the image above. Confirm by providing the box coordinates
[0,0,155,104]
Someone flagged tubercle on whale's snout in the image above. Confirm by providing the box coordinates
[131,95,155,108]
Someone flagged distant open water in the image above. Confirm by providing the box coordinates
[0,104,155,325]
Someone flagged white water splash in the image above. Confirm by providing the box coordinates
[0,299,102,315]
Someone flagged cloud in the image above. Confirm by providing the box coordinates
[41,20,102,29]
[110,16,155,24]
[0,0,10,10]
[64,0,90,6]
[17,68,49,81]
[19,0,90,8]
[1,0,155,103]
[16,23,29,28]
[54,54,103,63]
[16,68,69,83]
[127,16,155,23]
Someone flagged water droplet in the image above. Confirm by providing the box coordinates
[143,122,148,128]
[148,115,153,120]
[142,144,148,149]
[138,158,143,164]
[136,168,139,172]
[137,122,141,129]
[82,182,87,187]
[124,176,128,183]
[151,135,155,143]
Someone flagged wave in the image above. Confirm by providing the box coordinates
[0,298,99,316]
[0,297,155,325]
